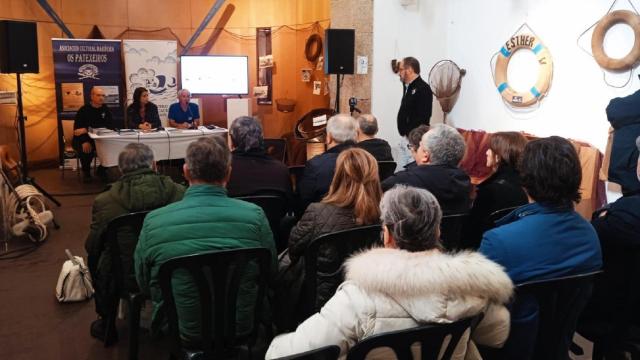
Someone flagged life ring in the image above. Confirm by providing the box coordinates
[305,34,323,62]
[591,10,640,71]
[494,34,553,107]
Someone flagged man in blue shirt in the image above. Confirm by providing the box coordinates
[168,89,200,129]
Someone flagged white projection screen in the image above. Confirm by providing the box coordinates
[180,55,249,95]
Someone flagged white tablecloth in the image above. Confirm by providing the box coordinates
[88,127,228,167]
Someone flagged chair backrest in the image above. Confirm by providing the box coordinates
[377,161,397,181]
[513,271,602,360]
[487,206,519,228]
[236,195,288,251]
[439,213,469,250]
[104,211,150,293]
[346,315,481,360]
[274,345,341,360]
[158,247,271,359]
[264,138,287,163]
[302,224,382,316]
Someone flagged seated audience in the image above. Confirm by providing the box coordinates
[579,135,640,357]
[134,136,276,343]
[85,143,185,341]
[355,114,393,162]
[404,124,430,169]
[267,185,514,359]
[226,116,292,199]
[464,132,528,249]
[479,136,602,358]
[278,148,382,323]
[299,114,357,209]
[126,87,161,130]
[382,124,471,214]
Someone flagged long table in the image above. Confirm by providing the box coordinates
[88,127,228,167]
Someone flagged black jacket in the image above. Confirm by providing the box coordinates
[227,149,292,199]
[606,90,640,194]
[381,163,471,215]
[357,138,393,162]
[126,102,161,129]
[464,165,528,249]
[299,142,354,209]
[397,76,433,136]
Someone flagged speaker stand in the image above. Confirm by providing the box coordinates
[335,74,341,113]
[15,73,61,207]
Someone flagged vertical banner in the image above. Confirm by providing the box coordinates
[256,27,273,105]
[123,40,178,127]
[52,38,124,165]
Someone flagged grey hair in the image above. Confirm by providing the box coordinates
[421,124,466,166]
[357,114,379,136]
[185,136,230,183]
[177,88,191,97]
[380,185,443,252]
[118,143,154,173]
[636,135,640,153]
[230,116,264,152]
[327,114,358,143]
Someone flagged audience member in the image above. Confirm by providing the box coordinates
[73,86,114,181]
[226,116,292,199]
[168,89,200,129]
[479,136,602,359]
[126,87,161,130]
[355,114,393,161]
[464,132,528,249]
[267,185,514,359]
[404,124,430,169]
[134,136,276,343]
[579,135,640,357]
[85,143,185,342]
[382,124,471,214]
[298,114,357,209]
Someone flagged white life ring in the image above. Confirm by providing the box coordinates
[591,10,640,71]
[494,34,553,107]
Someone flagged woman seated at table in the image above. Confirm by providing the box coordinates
[127,87,161,130]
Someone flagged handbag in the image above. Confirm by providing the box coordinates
[56,249,95,302]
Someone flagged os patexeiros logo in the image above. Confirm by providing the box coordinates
[78,64,100,80]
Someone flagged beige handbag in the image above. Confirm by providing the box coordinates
[55,249,95,302]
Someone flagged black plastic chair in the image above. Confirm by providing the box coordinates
[102,211,150,358]
[264,138,287,163]
[273,345,341,360]
[236,195,288,252]
[486,206,519,228]
[377,161,397,181]
[158,247,271,360]
[300,225,382,319]
[501,271,602,360]
[346,314,482,360]
[439,213,469,250]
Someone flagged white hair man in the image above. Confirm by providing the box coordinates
[298,114,358,209]
[356,114,393,162]
[381,123,471,214]
[168,89,200,129]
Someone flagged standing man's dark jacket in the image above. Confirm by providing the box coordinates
[606,89,640,194]
[227,149,292,199]
[381,164,471,214]
[85,168,185,318]
[397,76,433,137]
[299,142,353,209]
[357,138,393,162]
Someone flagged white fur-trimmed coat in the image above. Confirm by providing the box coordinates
[266,248,514,359]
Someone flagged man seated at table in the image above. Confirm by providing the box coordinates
[168,89,200,129]
[73,86,114,182]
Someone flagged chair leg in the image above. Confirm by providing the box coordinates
[128,293,144,360]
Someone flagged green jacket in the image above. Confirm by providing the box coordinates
[85,168,185,317]
[134,184,276,343]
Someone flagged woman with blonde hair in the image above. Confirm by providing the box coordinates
[276,148,382,330]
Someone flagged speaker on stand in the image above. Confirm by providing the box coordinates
[324,29,355,113]
[0,20,60,207]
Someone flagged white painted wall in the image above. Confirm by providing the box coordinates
[372,0,640,199]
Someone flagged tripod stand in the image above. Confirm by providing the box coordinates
[15,73,60,207]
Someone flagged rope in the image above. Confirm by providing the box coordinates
[9,184,49,243]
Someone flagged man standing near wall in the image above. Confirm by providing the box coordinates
[397,57,433,166]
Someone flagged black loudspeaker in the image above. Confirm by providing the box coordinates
[324,29,355,74]
[0,20,39,74]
